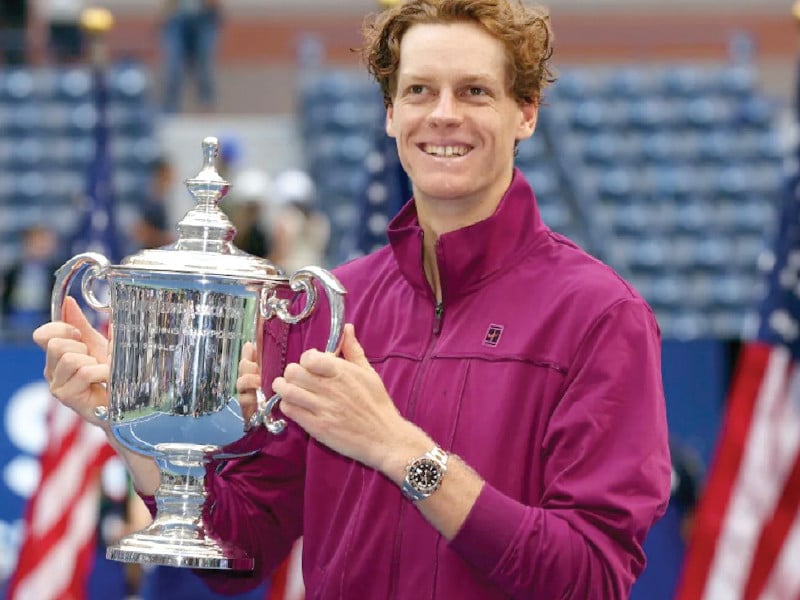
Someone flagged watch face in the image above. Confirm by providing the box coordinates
[408,457,443,494]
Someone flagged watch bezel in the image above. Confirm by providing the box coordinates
[407,456,445,495]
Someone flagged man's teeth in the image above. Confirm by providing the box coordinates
[423,145,470,157]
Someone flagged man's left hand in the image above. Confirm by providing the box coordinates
[273,323,419,472]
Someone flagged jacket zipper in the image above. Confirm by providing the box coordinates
[387,299,444,599]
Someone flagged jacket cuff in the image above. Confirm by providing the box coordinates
[449,482,527,574]
[138,493,158,519]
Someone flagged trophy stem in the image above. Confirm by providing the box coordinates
[106,444,253,570]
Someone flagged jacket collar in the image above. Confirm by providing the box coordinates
[386,168,548,303]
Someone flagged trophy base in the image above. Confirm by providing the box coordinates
[107,530,254,570]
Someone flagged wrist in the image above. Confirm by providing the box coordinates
[377,422,434,486]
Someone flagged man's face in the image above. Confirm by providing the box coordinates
[386,22,537,217]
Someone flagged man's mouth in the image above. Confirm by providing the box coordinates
[420,144,472,157]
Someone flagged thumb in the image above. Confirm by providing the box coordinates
[62,296,109,362]
[341,323,370,368]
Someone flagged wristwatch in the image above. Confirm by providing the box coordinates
[401,446,449,501]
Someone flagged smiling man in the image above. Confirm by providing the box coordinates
[34,1,671,598]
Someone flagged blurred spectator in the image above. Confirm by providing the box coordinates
[217,134,241,181]
[226,167,274,259]
[0,226,60,336]
[40,0,86,63]
[271,169,330,273]
[131,157,177,250]
[0,0,28,64]
[161,0,222,113]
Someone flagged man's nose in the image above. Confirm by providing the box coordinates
[428,90,461,126]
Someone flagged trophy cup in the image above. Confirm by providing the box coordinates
[51,137,345,570]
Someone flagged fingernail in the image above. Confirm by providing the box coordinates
[69,327,82,339]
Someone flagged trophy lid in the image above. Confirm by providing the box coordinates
[121,137,283,281]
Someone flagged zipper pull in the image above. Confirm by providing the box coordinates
[434,302,444,335]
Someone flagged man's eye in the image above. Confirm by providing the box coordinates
[469,87,486,96]
[409,85,425,94]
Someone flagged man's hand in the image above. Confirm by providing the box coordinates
[272,323,421,473]
[236,341,261,424]
[32,296,111,429]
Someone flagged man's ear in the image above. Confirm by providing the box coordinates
[386,104,396,138]
[516,101,538,141]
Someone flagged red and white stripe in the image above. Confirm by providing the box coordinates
[7,399,115,600]
[268,539,305,600]
[677,342,800,600]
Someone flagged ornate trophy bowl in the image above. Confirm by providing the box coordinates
[50,138,345,570]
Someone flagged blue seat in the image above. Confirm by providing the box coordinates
[538,198,571,231]
[109,62,150,104]
[716,65,757,98]
[736,95,773,128]
[515,135,547,166]
[2,102,46,135]
[683,96,734,128]
[0,67,36,103]
[523,167,560,197]
[598,167,635,198]
[552,69,598,102]
[50,66,93,103]
[607,67,654,100]
[661,66,710,98]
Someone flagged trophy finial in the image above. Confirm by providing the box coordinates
[174,137,235,251]
[202,136,219,168]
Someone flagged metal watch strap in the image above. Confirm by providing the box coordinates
[401,446,449,502]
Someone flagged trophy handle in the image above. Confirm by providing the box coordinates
[51,252,112,321]
[249,266,346,434]
[52,252,112,421]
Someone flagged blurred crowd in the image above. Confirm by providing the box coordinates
[0,0,222,111]
[0,2,333,344]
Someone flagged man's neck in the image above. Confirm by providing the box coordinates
[421,228,442,302]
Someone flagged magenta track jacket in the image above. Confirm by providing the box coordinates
[153,169,671,598]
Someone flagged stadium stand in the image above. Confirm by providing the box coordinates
[0,61,160,275]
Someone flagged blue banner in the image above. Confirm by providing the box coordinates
[0,344,52,589]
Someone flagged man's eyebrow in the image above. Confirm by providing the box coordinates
[397,72,500,85]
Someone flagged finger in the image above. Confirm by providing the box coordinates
[238,390,257,423]
[341,323,370,368]
[52,362,108,403]
[278,397,316,430]
[50,353,104,391]
[238,356,259,376]
[44,338,89,381]
[283,362,330,394]
[272,376,320,413]
[33,321,81,351]
[236,372,262,394]
[62,297,109,362]
[298,349,338,378]
[241,341,257,362]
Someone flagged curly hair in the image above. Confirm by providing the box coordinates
[361,0,556,108]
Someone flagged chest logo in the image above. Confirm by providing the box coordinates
[483,324,504,347]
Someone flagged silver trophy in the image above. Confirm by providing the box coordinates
[51,137,345,570]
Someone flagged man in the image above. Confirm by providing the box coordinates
[33,1,671,598]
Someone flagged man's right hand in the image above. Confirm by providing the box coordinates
[32,296,111,429]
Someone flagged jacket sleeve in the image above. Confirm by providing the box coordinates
[196,422,308,594]
[449,297,673,599]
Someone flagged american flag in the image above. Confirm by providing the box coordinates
[7,63,119,600]
[676,170,800,599]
